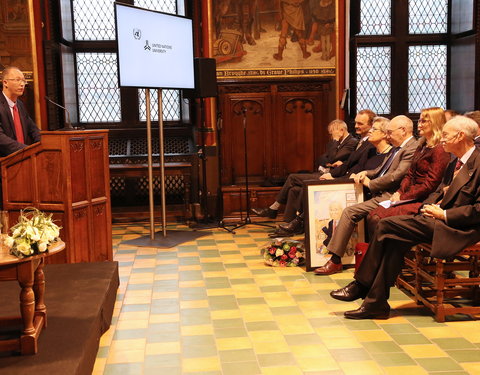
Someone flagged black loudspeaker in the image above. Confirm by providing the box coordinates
[350,0,361,36]
[184,58,217,98]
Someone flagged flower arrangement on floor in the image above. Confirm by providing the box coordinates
[260,238,305,267]
[3,208,61,259]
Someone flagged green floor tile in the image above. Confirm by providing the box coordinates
[178,256,201,265]
[179,270,204,281]
[181,344,218,358]
[212,318,245,329]
[390,333,430,345]
[369,352,416,366]
[251,269,276,275]
[237,297,267,305]
[214,327,248,338]
[221,361,261,375]
[219,348,257,362]
[200,262,225,271]
[362,341,403,353]
[380,323,419,335]
[308,317,343,328]
[329,347,372,362]
[445,349,480,362]
[257,352,297,367]
[432,337,477,350]
[245,321,279,331]
[259,285,287,292]
[199,250,221,258]
[208,295,238,310]
[180,288,208,301]
[204,277,231,289]
[342,319,381,330]
[104,363,143,375]
[230,278,256,285]
[224,263,248,268]
[416,357,464,372]
[144,353,181,368]
[114,328,148,340]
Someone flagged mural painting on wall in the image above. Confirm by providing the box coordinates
[212,0,336,80]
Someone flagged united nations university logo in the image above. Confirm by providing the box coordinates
[133,28,141,40]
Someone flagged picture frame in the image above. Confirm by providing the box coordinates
[210,0,337,80]
[304,179,364,272]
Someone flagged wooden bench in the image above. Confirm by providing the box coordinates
[397,243,480,322]
[108,136,198,218]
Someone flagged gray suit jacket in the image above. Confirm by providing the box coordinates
[366,137,419,195]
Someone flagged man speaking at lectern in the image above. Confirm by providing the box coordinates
[0,66,41,156]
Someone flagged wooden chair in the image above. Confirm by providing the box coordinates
[396,243,480,322]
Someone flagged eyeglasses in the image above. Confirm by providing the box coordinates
[418,118,430,124]
[441,132,460,142]
[386,126,404,135]
[369,127,383,133]
[4,78,27,84]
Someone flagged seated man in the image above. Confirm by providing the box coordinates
[330,115,480,320]
[314,115,418,275]
[253,110,376,222]
[252,117,360,222]
[274,115,392,237]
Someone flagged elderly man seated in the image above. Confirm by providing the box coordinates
[330,115,480,320]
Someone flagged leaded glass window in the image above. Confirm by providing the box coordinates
[356,47,391,114]
[73,0,116,41]
[76,53,121,122]
[409,0,448,34]
[134,0,176,13]
[138,89,181,122]
[408,45,447,113]
[359,0,391,36]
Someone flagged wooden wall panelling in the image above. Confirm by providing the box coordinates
[220,93,271,186]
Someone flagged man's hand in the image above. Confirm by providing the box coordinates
[421,204,446,221]
[320,173,333,180]
[390,192,401,202]
[352,171,367,184]
[330,160,343,168]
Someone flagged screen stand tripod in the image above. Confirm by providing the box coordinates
[220,101,275,234]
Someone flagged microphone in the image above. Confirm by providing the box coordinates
[45,96,73,130]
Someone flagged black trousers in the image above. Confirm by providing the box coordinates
[354,214,435,308]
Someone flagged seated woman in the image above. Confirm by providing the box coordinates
[273,116,393,237]
[366,107,451,236]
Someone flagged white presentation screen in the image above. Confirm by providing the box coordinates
[115,3,194,89]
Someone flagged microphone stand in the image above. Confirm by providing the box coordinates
[45,96,79,130]
[221,101,274,233]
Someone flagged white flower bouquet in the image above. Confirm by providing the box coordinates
[3,208,61,259]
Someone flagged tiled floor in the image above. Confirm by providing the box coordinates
[93,222,480,375]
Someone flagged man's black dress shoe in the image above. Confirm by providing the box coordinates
[251,207,278,219]
[278,216,304,234]
[344,305,390,320]
[330,281,367,302]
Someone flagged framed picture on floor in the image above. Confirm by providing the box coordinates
[304,179,364,272]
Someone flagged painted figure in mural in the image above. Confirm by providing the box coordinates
[308,0,335,60]
[274,0,311,60]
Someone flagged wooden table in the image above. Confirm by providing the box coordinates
[0,240,65,355]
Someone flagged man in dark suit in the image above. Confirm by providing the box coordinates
[252,118,359,222]
[0,66,41,157]
[330,115,480,319]
[464,110,480,147]
[314,115,418,275]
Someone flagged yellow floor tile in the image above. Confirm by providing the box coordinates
[290,344,330,358]
[383,366,429,375]
[109,339,146,352]
[261,366,304,375]
[210,309,242,319]
[296,355,340,372]
[115,319,149,330]
[106,349,145,364]
[321,336,363,349]
[401,344,447,358]
[182,357,221,372]
[181,324,214,336]
[145,342,181,355]
[352,330,392,342]
[216,337,253,351]
[340,360,383,375]
[179,299,209,309]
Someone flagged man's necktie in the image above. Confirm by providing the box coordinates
[12,104,25,144]
[355,139,364,150]
[439,159,464,204]
[377,147,400,177]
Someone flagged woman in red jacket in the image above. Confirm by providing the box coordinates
[366,107,451,236]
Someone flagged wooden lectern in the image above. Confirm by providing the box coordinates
[0,130,112,264]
